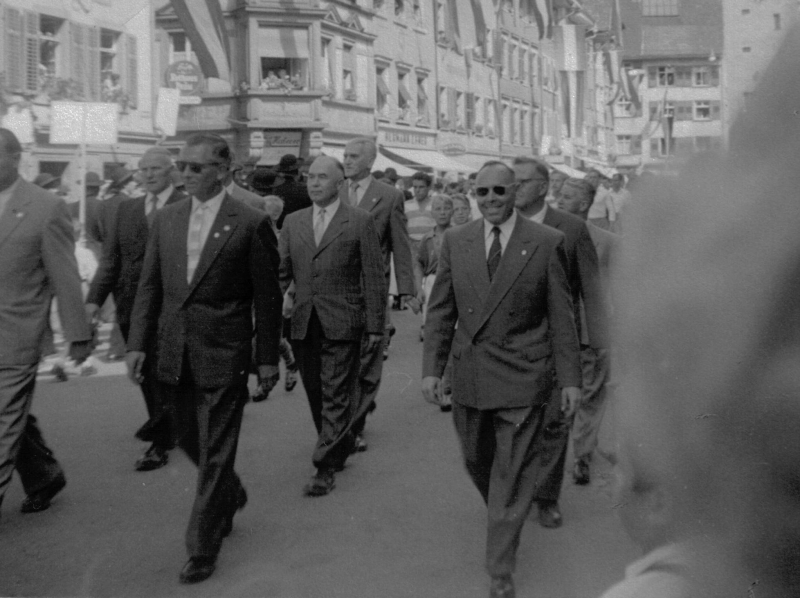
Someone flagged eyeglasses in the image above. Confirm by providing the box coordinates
[175,161,224,174]
[475,185,511,197]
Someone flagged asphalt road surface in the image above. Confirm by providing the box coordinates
[0,310,638,597]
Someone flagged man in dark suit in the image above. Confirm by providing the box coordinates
[272,154,312,229]
[87,147,187,471]
[126,133,282,584]
[223,165,267,212]
[512,156,607,528]
[422,161,582,598]
[341,137,415,451]
[0,128,93,517]
[558,177,618,485]
[280,156,385,497]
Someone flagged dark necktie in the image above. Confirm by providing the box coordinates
[487,226,502,281]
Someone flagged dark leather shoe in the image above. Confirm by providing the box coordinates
[489,575,515,598]
[179,557,216,584]
[222,487,249,537]
[20,474,66,513]
[353,434,368,453]
[135,445,169,472]
[134,421,156,442]
[284,368,298,392]
[573,458,590,485]
[538,501,563,528]
[303,469,335,497]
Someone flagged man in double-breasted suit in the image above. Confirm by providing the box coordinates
[280,156,385,497]
[341,137,415,451]
[0,128,93,516]
[87,147,186,471]
[513,156,607,529]
[126,134,282,584]
[422,161,582,598]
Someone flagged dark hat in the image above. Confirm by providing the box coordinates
[276,154,299,174]
[250,169,278,195]
[383,167,399,183]
[85,171,102,188]
[107,165,133,188]
[33,173,60,189]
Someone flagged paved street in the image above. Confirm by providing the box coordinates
[1,310,637,598]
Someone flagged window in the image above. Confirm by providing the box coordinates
[658,66,675,86]
[258,28,310,91]
[617,135,632,155]
[436,0,448,43]
[775,14,782,30]
[169,32,197,64]
[376,67,389,116]
[743,47,752,53]
[519,46,527,83]
[503,103,511,143]
[413,0,422,21]
[693,66,709,86]
[664,102,675,118]
[508,42,516,79]
[474,95,484,134]
[398,70,412,120]
[486,99,497,137]
[694,100,711,120]
[38,15,66,80]
[342,43,355,100]
[741,9,750,15]
[417,76,429,124]
[615,97,635,118]
[455,91,465,129]
[321,38,332,92]
[395,0,404,16]
[438,86,450,128]
[642,0,679,17]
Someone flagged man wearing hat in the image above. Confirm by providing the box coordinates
[223,159,267,212]
[33,173,60,191]
[87,148,187,471]
[272,154,311,229]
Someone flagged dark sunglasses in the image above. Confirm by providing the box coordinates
[175,161,223,174]
[475,185,511,197]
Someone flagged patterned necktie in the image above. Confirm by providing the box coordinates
[487,226,502,281]
[349,181,359,206]
[187,203,209,283]
[146,194,158,227]
[314,207,326,246]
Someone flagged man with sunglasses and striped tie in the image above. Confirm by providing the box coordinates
[125,133,282,584]
[422,161,581,598]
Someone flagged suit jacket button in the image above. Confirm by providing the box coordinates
[468,308,474,313]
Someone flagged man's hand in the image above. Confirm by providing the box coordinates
[257,364,280,393]
[282,291,294,319]
[561,386,582,418]
[68,340,93,364]
[85,303,100,323]
[126,351,146,384]
[364,334,383,355]
[422,376,442,405]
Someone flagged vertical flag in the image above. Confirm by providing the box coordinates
[171,0,231,81]
[532,0,554,40]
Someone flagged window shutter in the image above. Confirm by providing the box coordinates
[675,67,691,87]
[650,138,659,155]
[70,22,87,99]
[711,100,721,120]
[23,11,39,94]
[649,101,658,120]
[5,7,24,92]
[710,66,720,86]
[126,34,138,109]
[86,26,100,101]
[494,32,504,68]
[676,102,690,121]
[448,88,457,127]
[632,135,642,154]
[466,92,474,129]
[648,67,657,87]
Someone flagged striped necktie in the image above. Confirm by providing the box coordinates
[487,226,502,281]
[314,207,326,246]
[187,203,209,283]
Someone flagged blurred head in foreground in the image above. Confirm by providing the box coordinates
[610,24,800,598]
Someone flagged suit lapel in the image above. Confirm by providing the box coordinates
[314,202,348,256]
[543,206,562,232]
[357,180,382,212]
[171,199,192,292]
[0,181,33,251]
[187,194,238,294]
[478,217,538,328]
[463,221,491,308]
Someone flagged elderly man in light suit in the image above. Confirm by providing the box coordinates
[341,137,415,451]
[280,156,385,497]
[422,161,582,598]
[0,128,93,517]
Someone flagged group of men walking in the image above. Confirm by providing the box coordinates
[0,126,616,597]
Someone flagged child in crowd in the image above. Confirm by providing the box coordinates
[450,193,472,226]
[414,194,453,411]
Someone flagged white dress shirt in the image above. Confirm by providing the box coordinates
[186,190,225,282]
[312,198,341,241]
[348,175,372,206]
[483,209,518,258]
[145,185,175,216]
[521,203,548,225]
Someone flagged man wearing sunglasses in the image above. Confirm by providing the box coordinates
[422,161,582,598]
[125,133,282,584]
[512,156,607,529]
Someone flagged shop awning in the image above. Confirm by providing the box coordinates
[323,146,416,177]
[380,146,477,173]
[376,76,390,99]
[258,27,309,59]
[550,163,586,178]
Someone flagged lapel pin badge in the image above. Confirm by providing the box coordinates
[214,232,220,238]
[224,225,230,231]
[522,250,527,255]
[16,212,24,218]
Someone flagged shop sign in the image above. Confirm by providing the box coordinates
[440,143,466,156]
[261,131,303,164]
[382,131,431,146]
[165,61,203,97]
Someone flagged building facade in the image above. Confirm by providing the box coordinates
[0,0,156,187]
[614,0,723,171]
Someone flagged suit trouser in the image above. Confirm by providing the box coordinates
[572,348,609,462]
[120,322,173,450]
[453,402,546,578]
[164,364,247,559]
[291,309,361,470]
[532,346,609,502]
[0,364,64,505]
